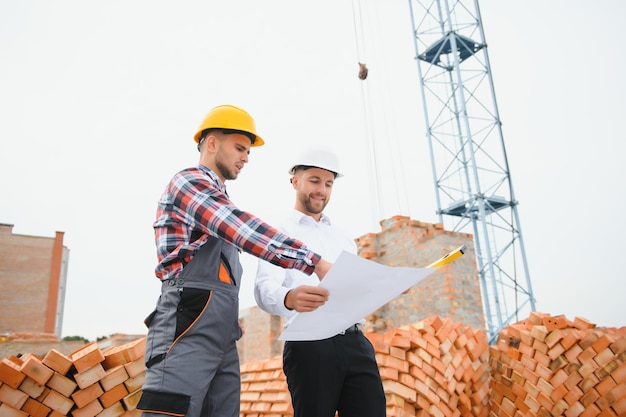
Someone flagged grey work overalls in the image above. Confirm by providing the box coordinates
[138,236,243,417]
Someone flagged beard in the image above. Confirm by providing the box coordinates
[215,152,238,181]
[301,194,328,215]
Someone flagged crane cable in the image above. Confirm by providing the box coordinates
[352,0,383,225]
[351,0,413,223]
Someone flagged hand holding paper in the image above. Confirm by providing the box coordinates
[284,285,329,312]
[279,246,466,341]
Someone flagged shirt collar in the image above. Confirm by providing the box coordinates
[198,164,227,194]
[288,208,332,226]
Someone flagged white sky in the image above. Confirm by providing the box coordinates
[1,1,624,341]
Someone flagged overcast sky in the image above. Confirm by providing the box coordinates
[1,1,624,341]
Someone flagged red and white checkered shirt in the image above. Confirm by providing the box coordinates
[153,164,320,281]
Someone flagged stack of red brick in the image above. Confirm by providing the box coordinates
[0,337,146,417]
[240,357,292,416]
[240,315,491,417]
[369,315,490,417]
[240,313,626,417]
[490,312,626,417]
[2,312,625,417]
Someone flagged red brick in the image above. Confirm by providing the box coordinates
[42,349,73,375]
[0,358,26,388]
[572,317,596,331]
[42,389,74,415]
[0,403,28,417]
[20,398,51,417]
[46,371,77,398]
[122,388,142,411]
[18,376,46,399]
[71,382,104,409]
[0,384,29,409]
[70,342,105,373]
[19,355,53,385]
[100,365,129,391]
[71,399,103,417]
[99,383,129,409]
[73,363,106,389]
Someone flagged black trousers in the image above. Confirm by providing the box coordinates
[283,331,386,417]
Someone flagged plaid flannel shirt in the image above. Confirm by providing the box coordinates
[153,164,320,281]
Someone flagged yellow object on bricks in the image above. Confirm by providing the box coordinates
[427,245,467,268]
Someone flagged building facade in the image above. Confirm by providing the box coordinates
[0,223,69,339]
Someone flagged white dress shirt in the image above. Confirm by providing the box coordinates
[254,209,357,321]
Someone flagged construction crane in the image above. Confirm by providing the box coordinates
[406,0,536,344]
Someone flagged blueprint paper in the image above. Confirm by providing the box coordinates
[278,251,438,341]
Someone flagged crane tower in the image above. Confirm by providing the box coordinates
[406,0,536,343]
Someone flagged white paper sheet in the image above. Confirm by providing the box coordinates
[278,251,438,341]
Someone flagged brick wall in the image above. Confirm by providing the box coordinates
[238,215,484,364]
[238,306,286,363]
[358,216,484,333]
[0,224,69,338]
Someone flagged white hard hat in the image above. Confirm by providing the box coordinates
[288,148,343,178]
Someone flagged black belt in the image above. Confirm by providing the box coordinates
[340,324,361,335]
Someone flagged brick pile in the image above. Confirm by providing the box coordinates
[240,315,491,417]
[490,312,626,417]
[0,337,146,417]
[369,315,490,417]
[240,357,292,416]
[2,313,625,417]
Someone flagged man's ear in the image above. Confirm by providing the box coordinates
[203,134,219,152]
[290,175,298,189]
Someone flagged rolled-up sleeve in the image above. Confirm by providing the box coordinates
[177,169,321,275]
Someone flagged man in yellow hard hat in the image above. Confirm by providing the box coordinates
[137,105,332,417]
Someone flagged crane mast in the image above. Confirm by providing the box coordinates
[406,0,536,343]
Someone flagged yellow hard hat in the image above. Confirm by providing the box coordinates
[193,104,265,147]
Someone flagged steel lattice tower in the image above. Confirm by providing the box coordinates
[407,0,536,343]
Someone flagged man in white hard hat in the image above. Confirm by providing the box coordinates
[254,148,386,417]
[137,106,332,417]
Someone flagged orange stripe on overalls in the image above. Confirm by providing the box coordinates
[218,263,231,284]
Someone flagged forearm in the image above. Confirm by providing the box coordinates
[208,205,320,274]
[179,178,321,273]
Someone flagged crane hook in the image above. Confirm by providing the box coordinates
[358,62,368,80]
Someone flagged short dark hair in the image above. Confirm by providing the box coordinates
[200,128,257,145]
